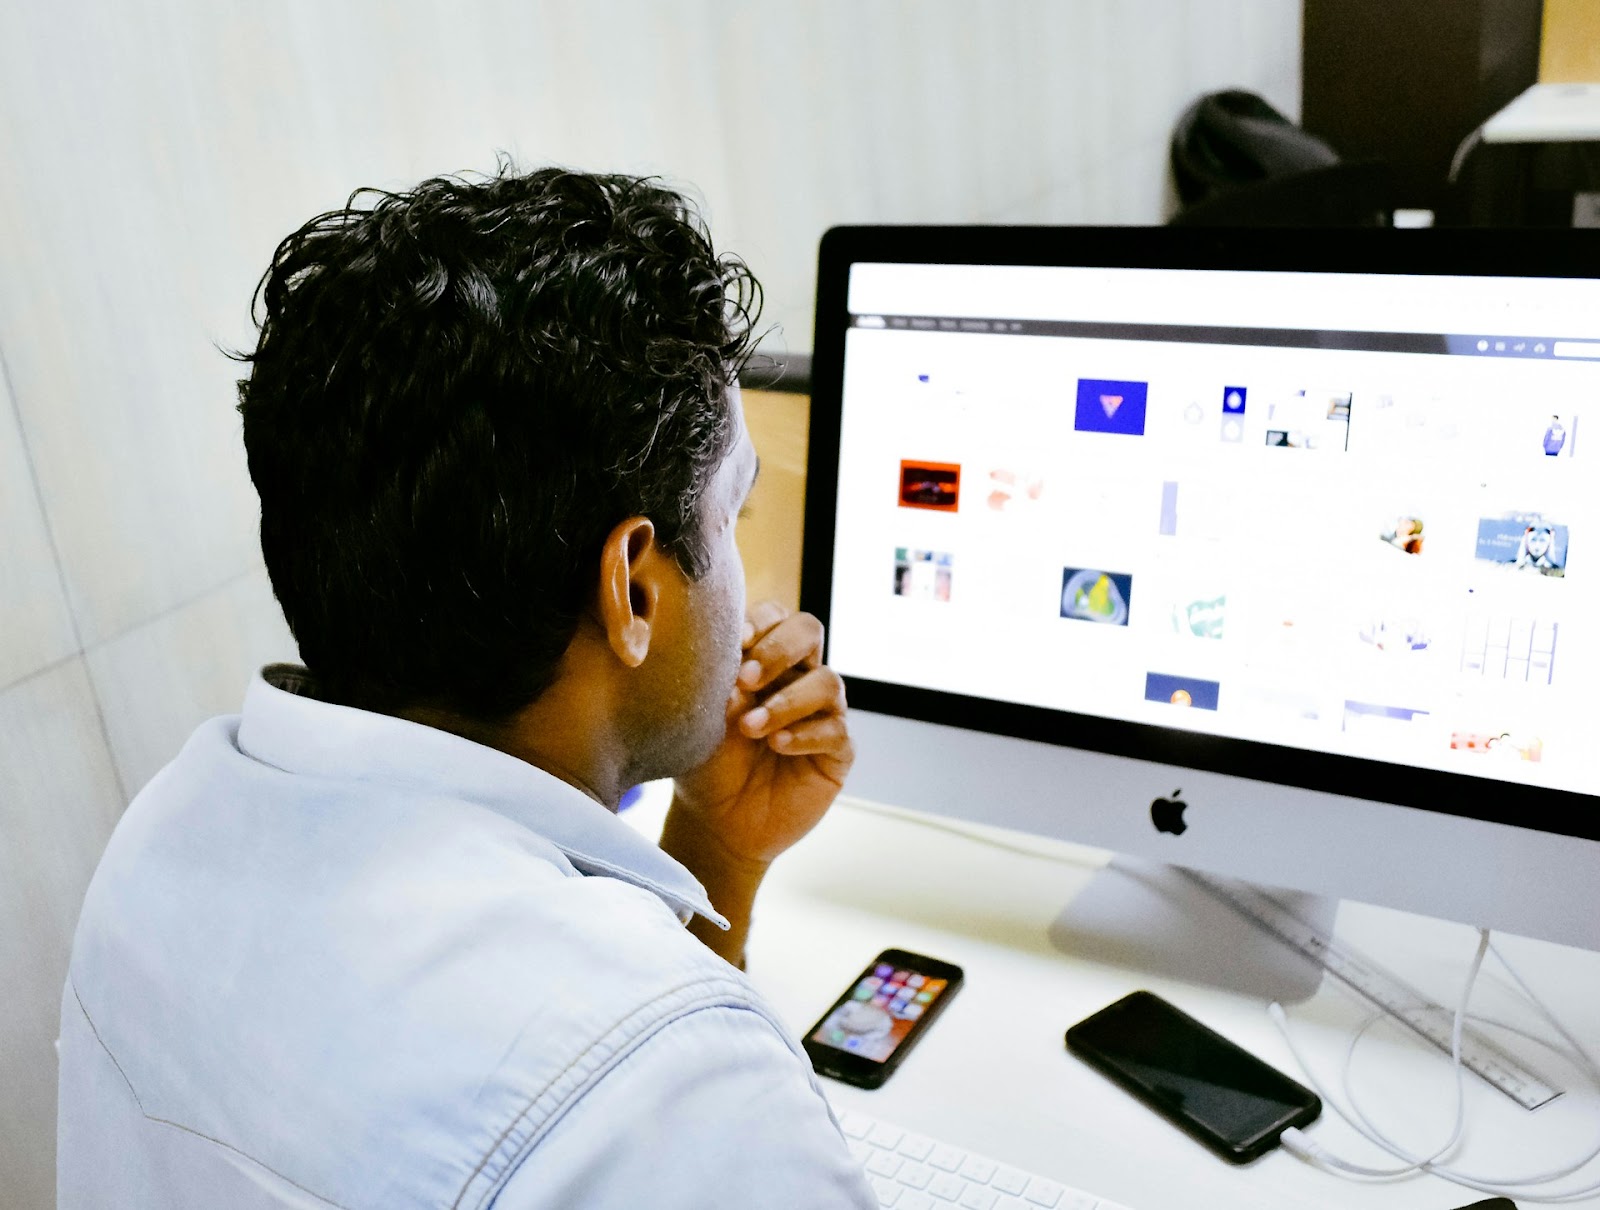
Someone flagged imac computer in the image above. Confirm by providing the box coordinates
[801,227,1600,971]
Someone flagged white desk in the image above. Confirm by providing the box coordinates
[626,784,1600,1209]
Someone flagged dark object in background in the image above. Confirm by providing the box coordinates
[1171,91,1339,208]
[740,350,811,394]
[1302,0,1543,219]
[1169,90,1392,226]
[1457,119,1600,227]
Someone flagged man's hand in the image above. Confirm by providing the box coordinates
[662,602,853,965]
[672,601,853,865]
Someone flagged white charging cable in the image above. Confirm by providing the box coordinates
[1272,928,1600,1203]
[1274,928,1485,1179]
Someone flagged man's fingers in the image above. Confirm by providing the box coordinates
[737,610,824,691]
[742,600,790,649]
[766,714,853,761]
[738,666,844,737]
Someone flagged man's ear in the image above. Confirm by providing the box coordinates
[597,516,662,668]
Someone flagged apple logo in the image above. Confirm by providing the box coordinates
[1151,789,1188,835]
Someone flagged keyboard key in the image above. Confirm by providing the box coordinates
[870,1176,903,1206]
[898,1133,935,1161]
[1023,1176,1064,1207]
[866,1151,904,1179]
[991,1167,1029,1196]
[841,1108,1111,1210]
[928,1171,965,1200]
[869,1122,906,1149]
[958,1155,996,1183]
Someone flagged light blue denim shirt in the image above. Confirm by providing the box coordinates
[58,665,874,1209]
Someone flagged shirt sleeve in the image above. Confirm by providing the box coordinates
[490,1003,876,1209]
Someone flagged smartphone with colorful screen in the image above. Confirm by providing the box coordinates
[802,948,964,1088]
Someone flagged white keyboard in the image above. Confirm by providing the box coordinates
[838,1108,1133,1210]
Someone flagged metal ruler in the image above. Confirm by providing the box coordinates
[1180,868,1563,1110]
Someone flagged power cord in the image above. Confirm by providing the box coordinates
[839,795,1105,862]
[1274,929,1600,1203]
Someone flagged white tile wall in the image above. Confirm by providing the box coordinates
[0,360,77,690]
[0,3,1301,1203]
[0,9,270,648]
[0,661,125,1210]
[85,567,298,799]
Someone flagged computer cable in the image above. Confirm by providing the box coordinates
[839,795,1103,861]
[1273,929,1600,1203]
[1448,126,1485,184]
[1275,927,1485,1180]
[1343,939,1600,1192]
[1340,1009,1600,1190]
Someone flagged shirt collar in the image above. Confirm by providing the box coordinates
[236,664,728,929]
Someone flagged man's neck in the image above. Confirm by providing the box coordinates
[396,678,631,811]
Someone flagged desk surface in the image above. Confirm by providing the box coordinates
[626,783,1600,1209]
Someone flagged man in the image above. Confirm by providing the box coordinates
[57,167,877,1208]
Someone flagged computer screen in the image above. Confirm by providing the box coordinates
[802,228,1600,951]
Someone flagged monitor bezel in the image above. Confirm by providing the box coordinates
[801,225,1600,846]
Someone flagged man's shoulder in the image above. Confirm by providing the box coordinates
[64,714,780,1210]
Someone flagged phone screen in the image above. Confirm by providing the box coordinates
[1066,991,1320,1161]
[808,960,954,1063]
[803,948,964,1088]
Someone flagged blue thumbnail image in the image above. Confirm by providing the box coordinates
[1074,378,1148,436]
[1144,672,1220,711]
[1474,514,1568,576]
[1222,386,1247,413]
[1061,568,1133,625]
[1343,701,1428,726]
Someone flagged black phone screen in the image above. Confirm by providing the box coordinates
[1065,990,1320,1162]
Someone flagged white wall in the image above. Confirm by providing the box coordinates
[0,2,1300,1203]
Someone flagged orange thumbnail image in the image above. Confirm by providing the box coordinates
[899,460,962,512]
[986,467,1044,512]
[1379,515,1424,555]
[1450,731,1543,761]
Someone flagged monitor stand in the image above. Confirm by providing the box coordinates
[1047,856,1334,1004]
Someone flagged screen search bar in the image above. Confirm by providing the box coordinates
[1553,341,1600,358]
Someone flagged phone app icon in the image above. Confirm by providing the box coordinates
[829,1029,846,1044]
[903,1004,925,1019]
[874,964,893,978]
[871,994,890,1008]
[925,979,946,994]
[915,990,933,1003]
[906,974,926,988]
[853,985,875,1001]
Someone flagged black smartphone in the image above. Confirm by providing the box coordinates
[1065,990,1321,1163]
[802,948,964,1088]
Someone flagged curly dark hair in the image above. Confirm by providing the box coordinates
[234,165,763,719]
